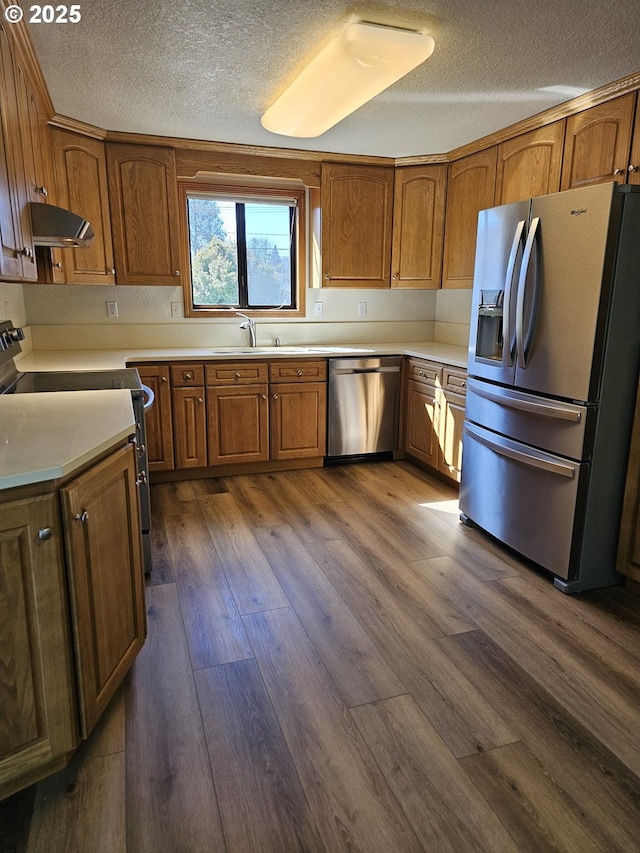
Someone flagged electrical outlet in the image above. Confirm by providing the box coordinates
[357,301,367,317]
[313,301,323,317]
[106,300,118,318]
[171,301,181,318]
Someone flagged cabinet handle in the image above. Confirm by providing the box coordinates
[235,372,241,379]
[296,370,303,376]
[38,527,53,540]
[21,247,33,258]
[614,168,626,175]
[36,185,48,197]
[261,394,267,399]
[272,393,279,399]
[161,376,167,383]
[54,261,63,269]
[197,397,203,403]
[629,165,638,173]
[183,371,193,380]
[174,270,180,276]
[324,274,330,280]
[108,268,116,275]
[74,510,89,523]
[392,274,398,280]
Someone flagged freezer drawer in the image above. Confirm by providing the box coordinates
[465,378,592,460]
[459,421,588,579]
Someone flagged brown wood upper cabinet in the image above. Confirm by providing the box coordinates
[321,162,394,288]
[442,148,497,289]
[0,20,42,281]
[106,143,182,285]
[50,129,115,284]
[561,93,639,189]
[391,164,446,289]
[495,121,565,205]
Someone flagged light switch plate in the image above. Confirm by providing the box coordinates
[357,301,367,317]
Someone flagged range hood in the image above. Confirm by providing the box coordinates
[29,203,95,248]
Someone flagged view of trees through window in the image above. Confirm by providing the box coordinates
[187,196,295,308]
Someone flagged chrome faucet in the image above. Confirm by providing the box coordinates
[237,312,257,347]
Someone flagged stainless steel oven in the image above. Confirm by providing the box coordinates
[0,321,154,573]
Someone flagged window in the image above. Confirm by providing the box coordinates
[180,183,305,316]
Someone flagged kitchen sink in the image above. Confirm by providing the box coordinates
[208,345,371,355]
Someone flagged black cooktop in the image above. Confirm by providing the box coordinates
[11,368,143,394]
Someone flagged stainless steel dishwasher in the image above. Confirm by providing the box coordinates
[327,356,402,458]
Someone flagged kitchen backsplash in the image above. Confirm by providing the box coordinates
[14,283,471,350]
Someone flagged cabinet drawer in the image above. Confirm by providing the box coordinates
[269,360,328,383]
[442,366,467,395]
[206,362,268,385]
[407,359,442,386]
[170,363,205,386]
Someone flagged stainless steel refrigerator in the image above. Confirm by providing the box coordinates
[459,182,640,593]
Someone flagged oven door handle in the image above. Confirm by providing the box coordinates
[142,384,155,410]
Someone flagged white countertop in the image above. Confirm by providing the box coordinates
[0,390,136,490]
[15,341,468,371]
[4,340,467,491]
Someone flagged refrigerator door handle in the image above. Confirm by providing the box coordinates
[516,216,541,368]
[502,219,526,366]
[469,380,582,422]
[464,423,577,478]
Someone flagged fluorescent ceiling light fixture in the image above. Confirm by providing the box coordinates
[261,21,435,138]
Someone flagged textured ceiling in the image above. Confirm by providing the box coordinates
[27,0,640,158]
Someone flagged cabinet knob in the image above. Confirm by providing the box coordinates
[629,164,638,173]
[74,510,89,523]
[54,261,63,269]
[108,268,116,275]
[174,270,180,276]
[272,393,279,399]
[614,167,626,175]
[161,376,167,383]
[21,246,33,258]
[261,394,267,399]
[235,372,241,379]
[197,397,203,403]
[183,371,193,380]
[392,274,398,280]
[36,185,48,197]
[324,274,330,280]
[296,370,303,376]
[38,527,53,540]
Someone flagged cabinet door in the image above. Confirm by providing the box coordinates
[106,143,182,285]
[60,444,146,738]
[52,129,115,284]
[628,101,640,186]
[496,122,565,205]
[404,378,438,467]
[0,494,77,798]
[560,93,636,190]
[442,148,497,289]
[321,162,394,287]
[437,389,466,482]
[173,386,207,468]
[207,384,269,465]
[0,22,25,281]
[391,164,446,289]
[133,363,174,471]
[14,58,47,281]
[270,381,327,460]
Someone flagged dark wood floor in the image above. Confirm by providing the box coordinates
[2,461,640,852]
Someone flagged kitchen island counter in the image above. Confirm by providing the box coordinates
[0,390,136,490]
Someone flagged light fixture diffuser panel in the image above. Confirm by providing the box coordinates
[261,22,435,138]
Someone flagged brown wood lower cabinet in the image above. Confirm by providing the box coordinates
[173,386,207,468]
[0,442,146,799]
[403,359,467,483]
[207,384,269,465]
[0,494,77,799]
[132,363,174,471]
